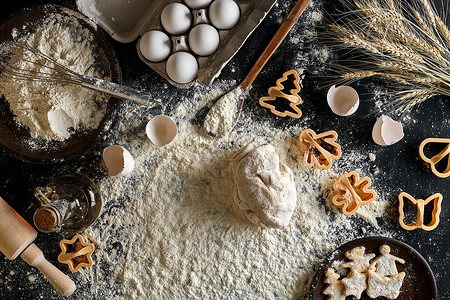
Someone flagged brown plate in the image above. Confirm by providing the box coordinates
[0,5,120,164]
[309,236,437,300]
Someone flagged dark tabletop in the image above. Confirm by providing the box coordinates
[0,0,449,299]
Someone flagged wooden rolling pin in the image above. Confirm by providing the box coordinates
[0,197,76,296]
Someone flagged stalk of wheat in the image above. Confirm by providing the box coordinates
[328,0,450,111]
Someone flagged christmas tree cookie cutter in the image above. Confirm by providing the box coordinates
[58,234,95,272]
[398,192,443,231]
[332,171,376,216]
[419,137,450,178]
[298,129,342,170]
[259,69,304,118]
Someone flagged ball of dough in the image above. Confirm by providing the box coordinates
[188,24,220,56]
[166,52,198,84]
[184,0,212,9]
[161,3,192,35]
[139,30,171,62]
[209,0,240,30]
[231,143,297,228]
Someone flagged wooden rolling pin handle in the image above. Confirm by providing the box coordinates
[20,243,76,297]
[240,0,312,90]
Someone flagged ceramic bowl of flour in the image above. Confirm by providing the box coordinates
[0,6,120,163]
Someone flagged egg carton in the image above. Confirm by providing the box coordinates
[76,0,277,88]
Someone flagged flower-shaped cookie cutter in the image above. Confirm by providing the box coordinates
[398,192,443,231]
[259,69,304,118]
[332,171,377,216]
[298,129,342,170]
[58,234,95,272]
[419,138,450,178]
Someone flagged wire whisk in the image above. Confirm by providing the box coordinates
[0,41,161,107]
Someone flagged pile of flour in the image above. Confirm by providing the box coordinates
[0,11,107,141]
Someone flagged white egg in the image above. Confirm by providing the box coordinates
[372,115,404,146]
[327,85,359,116]
[209,0,240,30]
[184,0,212,9]
[139,30,171,62]
[166,52,198,84]
[103,145,135,177]
[161,3,192,35]
[146,115,178,147]
[188,24,220,56]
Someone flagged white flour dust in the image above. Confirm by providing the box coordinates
[62,1,395,299]
[73,80,395,299]
[0,11,107,141]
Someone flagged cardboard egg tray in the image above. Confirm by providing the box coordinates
[76,0,277,88]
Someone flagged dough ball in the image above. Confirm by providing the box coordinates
[231,143,297,228]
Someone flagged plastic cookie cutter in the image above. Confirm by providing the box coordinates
[419,138,450,178]
[298,129,342,170]
[259,69,304,118]
[398,192,443,231]
[332,171,377,216]
[58,234,95,272]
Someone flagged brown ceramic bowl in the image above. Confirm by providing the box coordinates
[309,236,437,300]
[0,5,120,164]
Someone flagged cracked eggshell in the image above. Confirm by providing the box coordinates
[327,85,359,116]
[372,115,404,146]
[103,145,135,177]
[103,145,134,176]
[146,115,178,147]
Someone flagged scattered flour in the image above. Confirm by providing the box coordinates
[203,86,244,137]
[70,81,395,299]
[0,11,107,141]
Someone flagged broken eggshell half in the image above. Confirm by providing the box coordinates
[372,115,404,146]
[146,115,178,147]
[102,145,135,176]
[327,85,359,116]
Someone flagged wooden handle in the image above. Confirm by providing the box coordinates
[240,0,312,90]
[20,243,76,297]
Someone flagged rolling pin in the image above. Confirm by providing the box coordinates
[0,197,76,296]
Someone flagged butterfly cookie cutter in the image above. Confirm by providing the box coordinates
[58,234,95,272]
[332,171,377,216]
[298,129,342,170]
[398,192,443,231]
[419,138,450,178]
[259,69,304,118]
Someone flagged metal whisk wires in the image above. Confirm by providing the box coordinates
[0,41,161,107]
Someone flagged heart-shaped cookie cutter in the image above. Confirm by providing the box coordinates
[419,138,450,178]
[398,192,442,231]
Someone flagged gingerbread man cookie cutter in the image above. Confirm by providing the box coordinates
[419,138,450,178]
[298,129,342,170]
[58,234,95,272]
[332,171,377,216]
[259,69,304,118]
[398,192,443,231]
